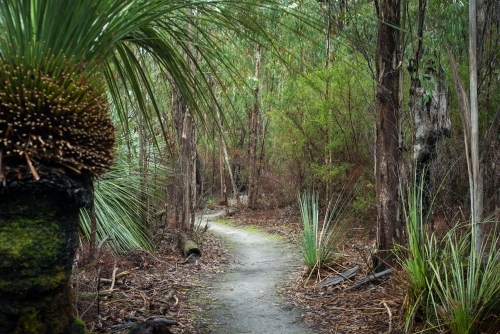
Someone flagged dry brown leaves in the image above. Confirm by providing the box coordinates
[72,207,406,334]
[72,220,231,334]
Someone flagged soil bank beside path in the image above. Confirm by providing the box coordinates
[197,210,313,334]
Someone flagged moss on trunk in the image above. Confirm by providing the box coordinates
[0,174,89,334]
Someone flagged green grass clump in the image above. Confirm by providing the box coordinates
[398,179,500,333]
[298,186,357,279]
[427,225,500,334]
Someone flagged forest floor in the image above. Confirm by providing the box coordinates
[73,204,406,334]
[222,207,406,334]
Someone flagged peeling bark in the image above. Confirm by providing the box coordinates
[412,80,450,219]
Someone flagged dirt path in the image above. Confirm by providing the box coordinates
[198,211,313,334]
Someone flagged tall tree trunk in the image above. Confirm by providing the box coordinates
[447,1,500,252]
[409,0,451,222]
[172,7,198,231]
[173,86,196,231]
[248,44,262,210]
[469,0,483,251]
[412,78,450,217]
[325,1,332,195]
[212,128,216,197]
[138,109,149,229]
[220,145,228,211]
[374,0,403,271]
[211,78,240,206]
[180,110,197,231]
[217,110,240,206]
[0,171,90,334]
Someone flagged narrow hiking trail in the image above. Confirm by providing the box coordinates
[198,211,313,334]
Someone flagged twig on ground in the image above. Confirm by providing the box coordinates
[150,289,177,306]
[98,236,112,249]
[382,301,392,334]
[116,270,130,281]
[178,254,194,264]
[165,289,175,300]
[109,264,118,291]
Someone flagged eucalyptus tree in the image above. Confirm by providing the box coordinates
[0,1,299,332]
[373,0,403,271]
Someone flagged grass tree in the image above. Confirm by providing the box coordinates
[0,1,295,332]
[298,184,359,280]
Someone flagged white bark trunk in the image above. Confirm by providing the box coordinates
[248,44,261,209]
[470,0,483,251]
[216,109,240,206]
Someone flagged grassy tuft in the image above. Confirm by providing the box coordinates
[298,185,358,279]
[398,177,500,333]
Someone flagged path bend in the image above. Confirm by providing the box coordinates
[198,211,312,334]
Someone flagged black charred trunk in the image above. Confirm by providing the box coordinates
[0,167,91,334]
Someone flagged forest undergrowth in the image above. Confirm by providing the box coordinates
[72,216,231,334]
[229,207,406,334]
[72,205,407,334]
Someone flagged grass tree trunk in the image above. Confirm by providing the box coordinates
[0,171,90,334]
[88,194,97,261]
[374,0,403,271]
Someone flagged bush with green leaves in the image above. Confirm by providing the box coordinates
[79,156,170,253]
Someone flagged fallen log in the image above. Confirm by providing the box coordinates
[319,266,360,288]
[99,278,123,285]
[347,268,394,290]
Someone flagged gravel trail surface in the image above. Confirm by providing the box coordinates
[201,211,313,334]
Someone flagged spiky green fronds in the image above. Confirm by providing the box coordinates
[0,48,114,176]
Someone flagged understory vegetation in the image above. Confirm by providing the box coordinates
[2,0,500,333]
[398,180,500,333]
[77,0,500,331]
[73,1,500,332]
[298,182,360,278]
